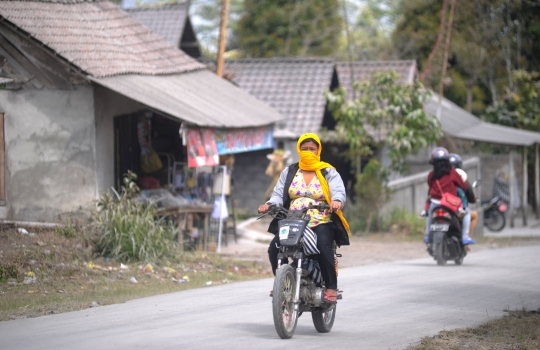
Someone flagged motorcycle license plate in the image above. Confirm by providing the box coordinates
[430,223,449,231]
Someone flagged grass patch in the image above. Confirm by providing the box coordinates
[408,308,540,350]
[0,226,271,321]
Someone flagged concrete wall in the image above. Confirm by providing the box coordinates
[478,154,522,201]
[231,149,274,213]
[386,157,481,214]
[93,85,144,195]
[0,87,97,221]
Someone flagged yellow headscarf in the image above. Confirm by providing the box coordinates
[297,133,351,236]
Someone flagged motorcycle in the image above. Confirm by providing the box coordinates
[427,204,466,266]
[482,196,507,232]
[257,203,340,339]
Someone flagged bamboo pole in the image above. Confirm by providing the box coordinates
[216,0,230,78]
[436,0,457,120]
[522,146,527,226]
[509,149,514,228]
[535,143,540,219]
[420,0,448,83]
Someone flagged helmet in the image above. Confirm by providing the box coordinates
[449,153,463,169]
[430,147,449,163]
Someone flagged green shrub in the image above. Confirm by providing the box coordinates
[353,158,391,233]
[56,216,78,238]
[91,171,176,263]
[382,207,425,237]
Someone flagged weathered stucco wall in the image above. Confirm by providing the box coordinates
[94,85,143,196]
[0,87,97,221]
[232,150,274,213]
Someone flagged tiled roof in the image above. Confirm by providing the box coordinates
[0,0,204,77]
[125,3,187,48]
[336,60,417,97]
[205,58,336,138]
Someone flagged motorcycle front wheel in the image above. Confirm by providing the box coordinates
[312,306,336,333]
[272,264,298,339]
[484,209,505,232]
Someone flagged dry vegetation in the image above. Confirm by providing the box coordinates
[0,225,270,321]
[408,309,540,350]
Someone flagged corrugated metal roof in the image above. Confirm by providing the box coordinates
[90,69,285,128]
[207,58,336,138]
[125,4,187,47]
[336,60,417,93]
[0,0,204,77]
[426,93,540,146]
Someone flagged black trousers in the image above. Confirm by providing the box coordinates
[268,223,337,290]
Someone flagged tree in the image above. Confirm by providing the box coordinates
[236,0,342,57]
[484,70,540,131]
[334,0,401,61]
[393,0,540,115]
[190,0,244,57]
[325,70,443,174]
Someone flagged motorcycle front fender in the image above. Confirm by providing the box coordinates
[432,231,445,243]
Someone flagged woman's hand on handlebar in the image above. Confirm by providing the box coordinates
[329,201,342,213]
[258,204,270,214]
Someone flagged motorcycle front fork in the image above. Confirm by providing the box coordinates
[277,257,303,312]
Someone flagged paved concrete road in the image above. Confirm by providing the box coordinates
[1,245,539,350]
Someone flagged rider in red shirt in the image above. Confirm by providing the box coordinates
[424,147,467,243]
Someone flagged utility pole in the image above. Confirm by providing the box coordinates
[216,0,230,77]
[436,0,457,120]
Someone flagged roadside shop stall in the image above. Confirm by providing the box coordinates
[114,109,274,251]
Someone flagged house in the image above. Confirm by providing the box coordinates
[212,58,354,210]
[0,0,282,222]
[124,3,201,58]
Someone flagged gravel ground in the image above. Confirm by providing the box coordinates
[218,217,535,270]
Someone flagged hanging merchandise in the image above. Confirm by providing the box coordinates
[187,128,207,167]
[137,116,162,173]
[211,196,229,219]
[200,128,219,167]
[213,170,230,195]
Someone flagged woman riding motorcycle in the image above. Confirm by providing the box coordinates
[424,147,472,244]
[258,133,351,304]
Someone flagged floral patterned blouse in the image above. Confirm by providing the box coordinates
[288,169,331,228]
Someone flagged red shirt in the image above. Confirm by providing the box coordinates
[427,168,466,200]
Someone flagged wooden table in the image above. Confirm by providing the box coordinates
[157,205,214,251]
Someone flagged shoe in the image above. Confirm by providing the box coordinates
[423,236,429,244]
[462,238,476,245]
[269,290,273,297]
[322,290,338,304]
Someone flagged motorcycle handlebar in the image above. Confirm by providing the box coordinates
[256,203,331,220]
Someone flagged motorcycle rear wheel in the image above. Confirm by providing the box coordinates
[434,242,446,266]
[312,306,336,333]
[484,209,505,232]
[272,264,298,339]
